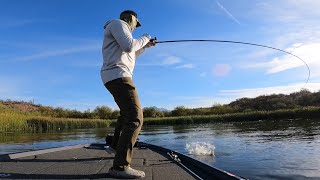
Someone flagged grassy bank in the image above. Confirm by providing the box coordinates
[0,111,111,133]
[2,107,320,132]
[143,107,320,125]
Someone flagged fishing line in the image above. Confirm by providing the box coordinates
[155,39,310,87]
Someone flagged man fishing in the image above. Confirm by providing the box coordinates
[101,10,156,179]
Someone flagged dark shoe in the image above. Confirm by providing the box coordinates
[108,166,145,179]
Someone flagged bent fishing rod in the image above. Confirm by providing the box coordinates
[153,38,310,87]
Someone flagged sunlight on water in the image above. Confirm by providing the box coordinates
[185,142,215,156]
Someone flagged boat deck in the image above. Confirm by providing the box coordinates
[0,143,196,180]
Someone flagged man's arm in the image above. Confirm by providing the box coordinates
[135,39,156,57]
[109,21,150,52]
[135,48,145,57]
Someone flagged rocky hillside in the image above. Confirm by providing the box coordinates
[0,100,41,112]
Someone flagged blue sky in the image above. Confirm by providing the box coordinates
[1,0,320,111]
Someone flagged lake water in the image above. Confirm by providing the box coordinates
[1,119,319,179]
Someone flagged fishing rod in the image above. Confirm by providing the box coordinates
[154,39,310,87]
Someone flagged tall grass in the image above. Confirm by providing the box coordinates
[143,107,320,125]
[0,112,30,132]
[2,107,320,132]
[26,117,111,132]
[0,111,111,133]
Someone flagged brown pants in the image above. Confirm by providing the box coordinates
[104,77,143,170]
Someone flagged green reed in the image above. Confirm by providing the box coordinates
[26,117,111,132]
[2,107,320,132]
[0,111,111,132]
[143,107,320,125]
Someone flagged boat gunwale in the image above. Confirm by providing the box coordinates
[138,142,248,180]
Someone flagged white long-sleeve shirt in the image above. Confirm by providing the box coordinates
[101,19,151,84]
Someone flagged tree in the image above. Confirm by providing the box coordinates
[171,106,189,116]
[110,110,120,119]
[143,106,164,117]
[93,106,113,119]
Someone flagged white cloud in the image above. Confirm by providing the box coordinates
[176,63,194,69]
[71,61,101,68]
[0,77,34,101]
[254,1,320,23]
[0,19,40,29]
[244,42,320,76]
[310,67,320,79]
[212,64,231,77]
[162,56,181,65]
[7,44,100,62]
[219,83,320,99]
[137,55,183,67]
[170,96,234,109]
[0,85,12,95]
[0,77,19,94]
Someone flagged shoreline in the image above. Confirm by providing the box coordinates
[2,107,319,132]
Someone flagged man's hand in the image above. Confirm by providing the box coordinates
[145,38,157,48]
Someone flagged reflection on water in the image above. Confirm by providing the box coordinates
[139,119,320,180]
[1,119,319,179]
[0,128,114,154]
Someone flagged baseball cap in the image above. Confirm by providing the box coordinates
[120,10,141,27]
